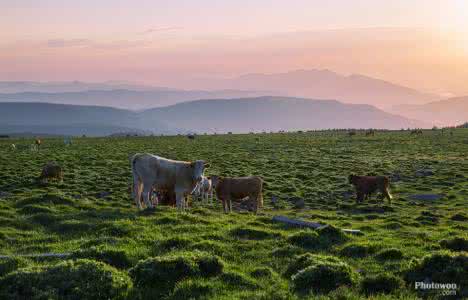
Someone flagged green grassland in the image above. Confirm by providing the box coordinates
[0,130,467,299]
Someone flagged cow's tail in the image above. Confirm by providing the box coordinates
[383,177,393,201]
[130,154,142,207]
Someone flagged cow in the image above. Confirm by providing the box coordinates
[365,130,375,137]
[348,174,393,204]
[210,175,263,213]
[192,176,213,203]
[130,153,209,210]
[35,138,42,150]
[348,131,356,137]
[38,162,63,184]
[410,129,423,135]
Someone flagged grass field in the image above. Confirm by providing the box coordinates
[0,130,467,299]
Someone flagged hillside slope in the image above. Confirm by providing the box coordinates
[391,97,468,127]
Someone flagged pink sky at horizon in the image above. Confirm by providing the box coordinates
[1,1,468,96]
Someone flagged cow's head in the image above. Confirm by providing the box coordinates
[190,160,210,182]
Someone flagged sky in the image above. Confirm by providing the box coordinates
[1,0,468,95]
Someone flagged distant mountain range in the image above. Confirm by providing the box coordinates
[391,97,468,127]
[0,82,268,110]
[0,97,428,136]
[0,71,439,110]
[199,70,438,109]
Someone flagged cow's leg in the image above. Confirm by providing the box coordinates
[142,183,153,209]
[227,197,232,213]
[175,189,185,210]
[134,181,143,210]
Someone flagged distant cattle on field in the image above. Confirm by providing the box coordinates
[348,174,392,203]
[348,131,356,137]
[35,138,42,149]
[130,153,209,210]
[211,175,263,213]
[410,129,423,135]
[38,162,63,184]
[365,130,375,136]
[187,134,196,140]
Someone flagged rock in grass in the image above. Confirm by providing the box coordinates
[440,237,468,252]
[0,259,131,300]
[404,252,468,298]
[361,273,404,295]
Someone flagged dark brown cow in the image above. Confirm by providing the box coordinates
[348,175,392,203]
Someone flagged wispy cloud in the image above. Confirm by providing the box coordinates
[47,39,91,48]
[139,27,183,35]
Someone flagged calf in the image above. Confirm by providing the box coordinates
[211,175,263,213]
[348,174,392,203]
[192,176,213,203]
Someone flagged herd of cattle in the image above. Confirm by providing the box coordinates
[9,136,396,213]
[129,153,392,213]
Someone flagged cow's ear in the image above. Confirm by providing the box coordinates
[204,163,211,168]
[190,162,195,168]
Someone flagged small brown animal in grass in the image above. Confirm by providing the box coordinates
[211,175,263,213]
[35,138,42,149]
[39,162,63,183]
[348,174,392,203]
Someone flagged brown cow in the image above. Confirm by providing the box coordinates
[348,175,392,203]
[211,175,263,213]
[38,161,63,183]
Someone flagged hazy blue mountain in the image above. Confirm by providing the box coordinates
[207,70,437,108]
[0,84,267,109]
[391,96,468,127]
[0,102,168,136]
[0,81,161,93]
[139,96,428,133]
[0,97,428,136]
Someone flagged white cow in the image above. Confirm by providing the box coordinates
[192,176,213,203]
[131,153,209,210]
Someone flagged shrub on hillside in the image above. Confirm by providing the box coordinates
[0,259,131,300]
[284,253,344,278]
[375,248,404,260]
[287,231,320,249]
[129,252,224,297]
[291,259,358,294]
[440,237,468,252]
[71,246,132,269]
[361,273,404,295]
[405,252,468,297]
[340,242,380,258]
[0,257,27,277]
[170,280,214,300]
